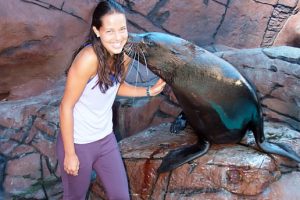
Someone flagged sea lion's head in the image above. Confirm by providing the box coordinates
[124,32,193,83]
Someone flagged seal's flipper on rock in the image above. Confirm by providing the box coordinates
[258,141,300,162]
[157,140,210,173]
[251,116,300,163]
[170,112,187,134]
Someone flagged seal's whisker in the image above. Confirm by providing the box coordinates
[135,47,140,88]
[124,43,134,57]
[126,48,137,77]
[140,48,149,77]
[127,43,135,56]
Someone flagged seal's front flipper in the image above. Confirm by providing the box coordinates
[157,140,210,173]
[170,112,187,134]
[258,141,300,163]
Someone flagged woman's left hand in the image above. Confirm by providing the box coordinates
[149,78,166,96]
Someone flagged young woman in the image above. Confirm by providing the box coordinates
[56,1,166,199]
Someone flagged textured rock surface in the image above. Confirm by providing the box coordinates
[90,123,300,200]
[2,0,300,100]
[0,83,64,199]
[0,0,97,100]
[274,2,300,47]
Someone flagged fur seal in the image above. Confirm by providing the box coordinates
[124,32,300,173]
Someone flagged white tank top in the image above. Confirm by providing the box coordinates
[73,75,120,144]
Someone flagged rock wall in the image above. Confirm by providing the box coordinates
[0,0,96,100]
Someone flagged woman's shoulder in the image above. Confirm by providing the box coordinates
[72,45,98,76]
[77,45,98,64]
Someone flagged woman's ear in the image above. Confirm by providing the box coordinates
[92,26,100,38]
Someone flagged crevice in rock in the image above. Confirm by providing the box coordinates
[20,0,86,23]
[21,115,37,144]
[0,91,10,102]
[277,55,300,65]
[168,187,222,196]
[0,155,6,196]
[262,49,300,65]
[252,0,276,6]
[10,151,36,160]
[0,40,42,57]
[261,82,284,101]
[212,0,228,7]
[147,0,170,26]
[203,0,228,7]
[127,19,148,32]
[40,155,49,200]
[263,105,300,124]
[211,0,231,44]
[122,3,179,36]
[162,171,172,199]
[121,0,134,11]
[34,123,57,142]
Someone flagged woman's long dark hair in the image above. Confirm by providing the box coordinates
[66,0,126,93]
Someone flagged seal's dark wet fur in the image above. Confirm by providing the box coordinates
[124,32,300,173]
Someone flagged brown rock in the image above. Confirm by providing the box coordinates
[31,132,57,167]
[3,176,45,199]
[90,121,300,199]
[123,0,159,16]
[274,11,300,47]
[215,1,273,48]
[278,0,298,7]
[0,0,95,100]
[6,153,40,178]
[113,95,177,139]
[161,0,226,45]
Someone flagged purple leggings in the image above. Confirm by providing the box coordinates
[56,133,130,200]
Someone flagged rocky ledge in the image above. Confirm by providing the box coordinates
[90,122,300,200]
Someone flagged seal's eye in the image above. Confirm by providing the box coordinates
[147,41,155,47]
[143,35,156,47]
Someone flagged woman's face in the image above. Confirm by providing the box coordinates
[94,13,128,55]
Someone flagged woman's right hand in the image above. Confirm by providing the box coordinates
[149,78,166,96]
[64,153,80,176]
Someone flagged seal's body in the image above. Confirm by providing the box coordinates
[125,32,300,173]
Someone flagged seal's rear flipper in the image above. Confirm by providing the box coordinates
[258,141,300,163]
[250,114,300,163]
[157,140,210,173]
